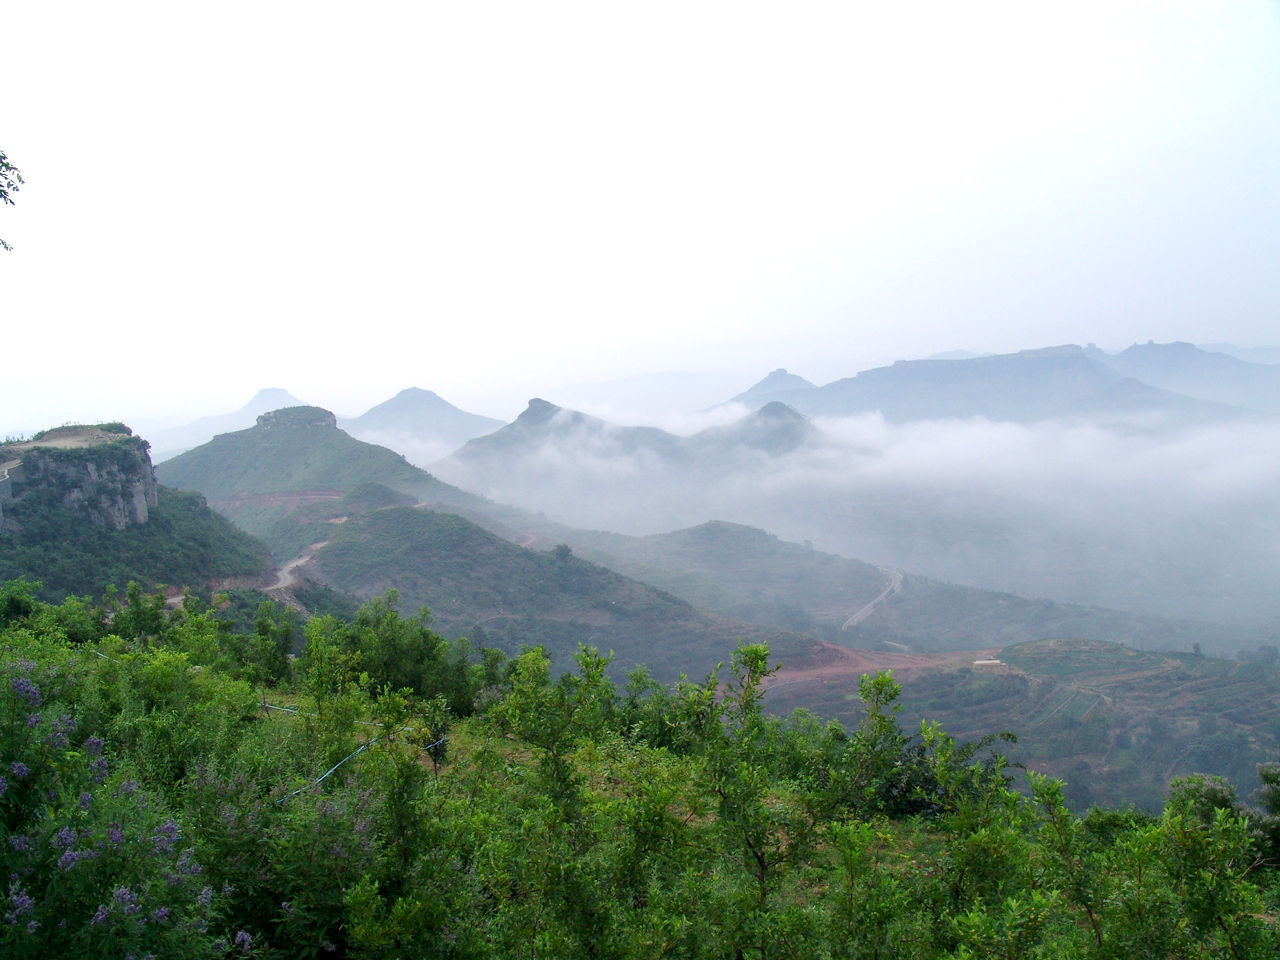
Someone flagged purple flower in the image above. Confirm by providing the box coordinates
[152,819,179,853]
[151,906,169,924]
[114,779,138,798]
[89,756,108,784]
[0,776,7,798]
[105,823,123,845]
[196,885,213,908]
[234,930,252,952]
[112,886,139,915]
[5,885,34,923]
[24,920,36,934]
[9,762,29,780]
[8,835,29,852]
[84,735,103,756]
[53,826,78,850]
[280,900,294,918]
[25,713,40,728]
[90,904,108,925]
[79,792,92,811]
[10,676,41,707]
[176,848,201,876]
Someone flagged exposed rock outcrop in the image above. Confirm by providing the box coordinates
[0,427,158,532]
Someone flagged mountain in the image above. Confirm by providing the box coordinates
[1096,341,1280,414]
[340,387,504,463]
[0,424,272,599]
[736,345,1249,426]
[440,398,822,486]
[452,398,689,463]
[146,388,308,462]
[569,520,1255,653]
[1200,342,1280,365]
[291,506,820,680]
[728,368,817,407]
[155,406,487,542]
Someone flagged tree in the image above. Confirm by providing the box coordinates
[0,149,22,252]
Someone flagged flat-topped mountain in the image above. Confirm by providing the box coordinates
[1,424,157,531]
[146,387,309,462]
[155,406,486,538]
[0,423,271,599]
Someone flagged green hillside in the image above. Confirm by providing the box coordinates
[572,521,887,635]
[573,520,1244,653]
[767,636,1280,812]
[0,485,271,601]
[155,406,487,536]
[306,506,820,680]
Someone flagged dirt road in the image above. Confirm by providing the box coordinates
[841,567,904,629]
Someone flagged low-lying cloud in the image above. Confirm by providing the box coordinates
[432,410,1280,629]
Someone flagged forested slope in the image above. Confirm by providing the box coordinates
[2,583,1277,958]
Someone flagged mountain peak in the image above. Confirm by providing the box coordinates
[519,398,564,426]
[244,388,306,413]
[730,369,817,407]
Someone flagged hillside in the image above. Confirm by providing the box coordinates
[300,506,821,680]
[145,387,308,462]
[155,406,488,537]
[766,636,1280,811]
[0,425,271,599]
[571,520,1251,652]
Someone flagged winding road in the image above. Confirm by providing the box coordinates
[841,567,904,630]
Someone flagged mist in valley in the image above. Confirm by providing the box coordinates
[432,406,1280,633]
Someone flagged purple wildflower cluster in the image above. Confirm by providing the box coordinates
[9,761,30,780]
[112,885,140,916]
[4,884,34,923]
[152,819,180,854]
[10,675,41,707]
[46,713,76,748]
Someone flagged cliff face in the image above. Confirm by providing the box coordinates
[1,431,159,532]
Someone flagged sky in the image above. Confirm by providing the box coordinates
[3,1,1280,434]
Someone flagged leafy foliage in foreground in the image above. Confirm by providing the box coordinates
[1,579,1278,958]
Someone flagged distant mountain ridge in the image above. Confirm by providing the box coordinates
[442,397,821,479]
[731,345,1251,426]
[147,388,309,462]
[340,387,504,463]
[1095,341,1280,414]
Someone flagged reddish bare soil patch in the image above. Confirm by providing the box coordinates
[766,640,1002,697]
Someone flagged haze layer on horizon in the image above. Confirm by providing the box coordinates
[3,1,1279,433]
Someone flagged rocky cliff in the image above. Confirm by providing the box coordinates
[0,426,158,533]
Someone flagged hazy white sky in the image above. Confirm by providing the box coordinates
[3,1,1279,433]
